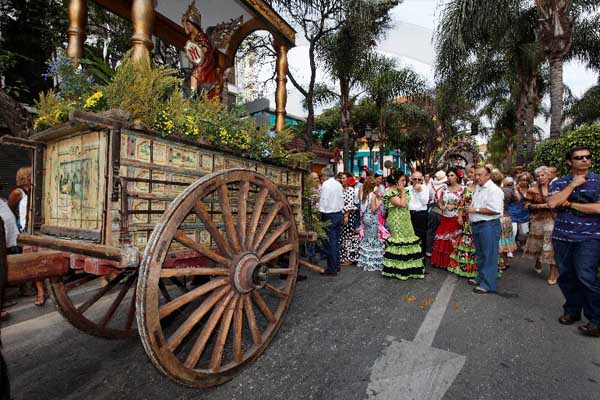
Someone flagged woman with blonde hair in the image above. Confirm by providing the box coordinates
[8,167,46,305]
[523,166,558,284]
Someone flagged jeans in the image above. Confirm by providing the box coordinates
[321,212,343,273]
[553,238,600,326]
[511,221,529,244]
[472,219,501,292]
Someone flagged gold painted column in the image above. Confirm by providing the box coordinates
[274,39,289,132]
[66,0,88,63]
[130,0,156,63]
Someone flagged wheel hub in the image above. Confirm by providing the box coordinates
[232,252,268,293]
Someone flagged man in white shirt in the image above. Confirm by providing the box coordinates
[465,166,504,294]
[408,171,429,258]
[319,166,345,276]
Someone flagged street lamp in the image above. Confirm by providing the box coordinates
[364,125,378,171]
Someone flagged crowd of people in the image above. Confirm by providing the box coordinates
[311,145,600,337]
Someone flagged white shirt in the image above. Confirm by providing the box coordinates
[0,199,19,248]
[18,189,28,231]
[319,178,344,213]
[408,185,429,211]
[470,180,504,223]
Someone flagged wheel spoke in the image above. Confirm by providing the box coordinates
[158,279,172,302]
[233,294,245,363]
[125,283,137,330]
[252,202,283,251]
[251,291,276,323]
[257,221,291,257]
[169,277,189,294]
[244,294,262,346]
[174,231,230,266]
[193,201,232,258]
[259,243,295,264]
[237,180,250,249]
[160,279,228,319]
[77,272,125,314]
[184,290,235,369]
[64,274,97,292]
[99,273,137,328]
[267,268,294,275]
[209,294,240,372]
[264,284,288,299]
[218,185,241,254]
[167,286,229,352]
[245,187,269,250]
[160,267,229,278]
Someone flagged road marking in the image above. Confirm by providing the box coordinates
[366,275,466,400]
[413,274,459,346]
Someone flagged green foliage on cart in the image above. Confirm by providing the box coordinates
[33,52,310,167]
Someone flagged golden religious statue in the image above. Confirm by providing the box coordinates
[182,1,243,99]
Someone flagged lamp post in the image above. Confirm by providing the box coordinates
[364,125,378,171]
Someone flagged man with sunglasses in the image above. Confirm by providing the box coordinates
[547,146,600,337]
[408,171,429,259]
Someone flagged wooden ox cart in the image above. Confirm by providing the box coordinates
[0,111,319,388]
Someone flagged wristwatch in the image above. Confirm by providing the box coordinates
[475,208,480,213]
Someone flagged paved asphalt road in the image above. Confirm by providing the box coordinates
[2,254,600,400]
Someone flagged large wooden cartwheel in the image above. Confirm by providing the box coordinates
[49,269,139,339]
[137,169,299,387]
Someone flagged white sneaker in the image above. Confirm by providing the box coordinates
[507,252,513,258]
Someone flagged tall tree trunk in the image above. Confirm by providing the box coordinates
[515,87,528,167]
[549,56,564,138]
[504,129,514,172]
[340,78,352,172]
[304,97,315,153]
[524,77,538,163]
[378,112,385,171]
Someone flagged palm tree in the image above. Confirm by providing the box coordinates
[535,0,598,137]
[361,54,425,167]
[436,0,599,157]
[319,0,398,172]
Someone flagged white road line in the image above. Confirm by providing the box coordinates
[413,274,458,346]
[366,274,466,400]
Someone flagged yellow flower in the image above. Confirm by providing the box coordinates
[83,91,104,109]
[165,120,174,130]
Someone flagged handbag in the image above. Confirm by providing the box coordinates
[377,212,391,241]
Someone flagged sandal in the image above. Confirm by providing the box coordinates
[35,293,46,307]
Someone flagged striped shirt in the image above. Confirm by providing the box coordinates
[549,171,600,242]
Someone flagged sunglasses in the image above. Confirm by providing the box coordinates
[413,178,423,182]
[572,154,592,161]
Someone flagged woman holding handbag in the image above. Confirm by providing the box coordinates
[356,177,385,272]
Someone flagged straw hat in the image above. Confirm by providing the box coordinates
[434,170,448,184]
